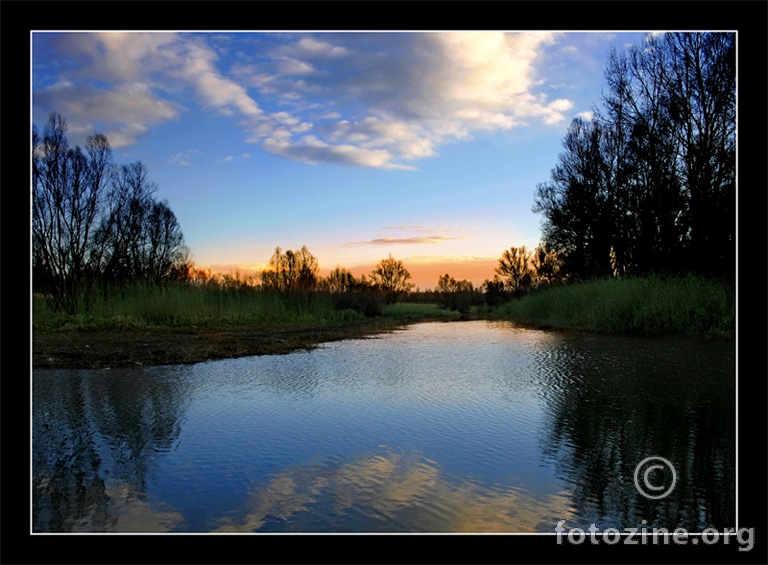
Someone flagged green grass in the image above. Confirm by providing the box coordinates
[381,302,460,320]
[32,285,461,333]
[492,274,734,337]
[34,275,734,338]
[33,284,366,331]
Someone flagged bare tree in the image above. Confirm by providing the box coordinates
[665,32,735,275]
[295,246,320,291]
[533,118,615,279]
[436,273,475,313]
[534,32,735,280]
[93,162,159,282]
[33,113,191,309]
[32,114,114,310]
[324,266,357,294]
[495,246,533,295]
[143,200,191,282]
[261,246,319,292]
[531,244,564,286]
[482,275,507,307]
[369,254,414,304]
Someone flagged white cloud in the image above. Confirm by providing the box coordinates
[288,36,351,58]
[55,32,181,83]
[101,123,150,149]
[34,32,265,147]
[261,135,416,170]
[34,31,575,168]
[34,33,183,147]
[548,98,575,112]
[180,40,263,118]
[168,149,201,168]
[35,80,181,147]
[243,32,573,168]
[277,58,316,75]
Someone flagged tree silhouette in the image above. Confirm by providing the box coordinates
[261,246,319,293]
[533,119,614,280]
[93,162,190,284]
[323,267,357,294]
[531,244,564,286]
[495,246,534,295]
[533,32,735,280]
[32,113,190,311]
[436,274,476,313]
[369,254,414,304]
[481,276,507,307]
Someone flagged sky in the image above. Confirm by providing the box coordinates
[32,30,651,290]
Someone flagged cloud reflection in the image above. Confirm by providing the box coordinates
[213,449,573,533]
[54,479,185,533]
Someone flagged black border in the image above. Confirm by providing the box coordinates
[6,2,767,564]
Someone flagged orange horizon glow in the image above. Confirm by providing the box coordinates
[196,257,501,291]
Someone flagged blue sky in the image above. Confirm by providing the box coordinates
[32,31,650,289]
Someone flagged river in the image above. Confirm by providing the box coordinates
[32,320,735,533]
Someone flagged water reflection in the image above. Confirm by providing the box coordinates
[33,366,191,532]
[535,334,735,531]
[213,448,575,533]
[32,321,735,533]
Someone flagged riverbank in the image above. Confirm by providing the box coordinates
[32,274,734,369]
[32,319,409,369]
[32,298,462,369]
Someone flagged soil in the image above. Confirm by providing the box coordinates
[32,320,406,369]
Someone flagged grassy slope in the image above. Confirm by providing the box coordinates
[490,274,734,338]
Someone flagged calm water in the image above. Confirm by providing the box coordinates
[32,320,735,533]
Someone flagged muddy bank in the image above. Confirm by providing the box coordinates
[32,320,405,369]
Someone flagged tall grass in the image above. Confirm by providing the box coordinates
[33,284,366,331]
[493,274,734,337]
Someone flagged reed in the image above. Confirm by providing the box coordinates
[493,274,734,337]
[33,284,364,331]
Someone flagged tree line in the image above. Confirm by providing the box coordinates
[191,247,417,317]
[33,113,192,312]
[533,32,735,281]
[188,243,568,316]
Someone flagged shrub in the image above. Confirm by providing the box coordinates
[333,288,386,318]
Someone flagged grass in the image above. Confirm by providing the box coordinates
[381,302,461,320]
[33,274,735,338]
[32,275,734,369]
[33,284,366,332]
[491,274,735,337]
[32,284,461,333]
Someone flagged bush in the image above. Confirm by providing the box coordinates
[438,290,476,314]
[333,288,386,318]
